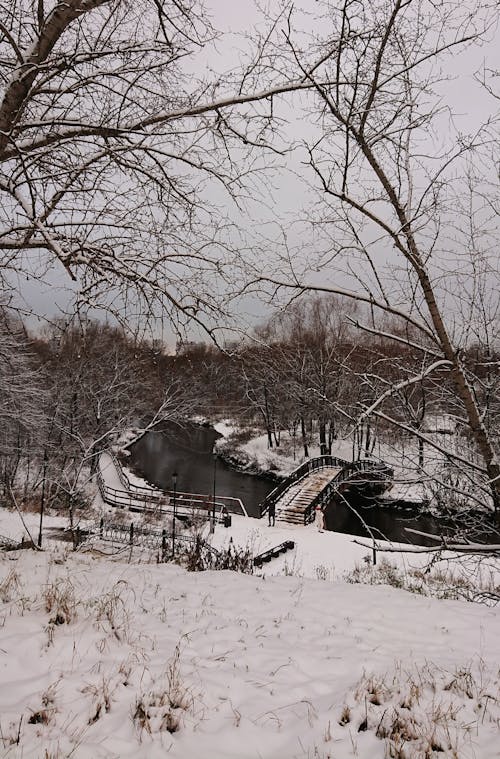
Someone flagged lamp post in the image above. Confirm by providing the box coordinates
[38,447,48,548]
[211,456,217,533]
[171,470,177,556]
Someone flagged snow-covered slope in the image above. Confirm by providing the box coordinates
[1,542,499,759]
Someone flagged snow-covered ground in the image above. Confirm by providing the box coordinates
[1,498,500,759]
[1,447,498,759]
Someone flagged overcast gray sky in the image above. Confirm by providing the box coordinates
[11,0,499,345]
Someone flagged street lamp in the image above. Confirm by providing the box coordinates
[171,470,177,556]
[211,456,217,533]
[38,448,48,548]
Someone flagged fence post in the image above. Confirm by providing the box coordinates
[129,522,134,546]
[162,529,166,558]
[372,538,377,566]
[100,517,104,538]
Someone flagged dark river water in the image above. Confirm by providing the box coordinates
[128,422,275,515]
[129,422,498,547]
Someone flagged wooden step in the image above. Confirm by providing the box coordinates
[273,465,342,526]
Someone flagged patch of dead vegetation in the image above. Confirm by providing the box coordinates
[337,661,500,758]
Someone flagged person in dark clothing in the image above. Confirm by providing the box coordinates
[268,502,276,526]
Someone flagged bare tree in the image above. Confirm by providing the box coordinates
[0,308,46,500]
[250,0,500,511]
[257,295,357,456]
[36,319,192,493]
[0,0,330,335]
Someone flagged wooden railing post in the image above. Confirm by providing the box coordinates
[129,522,134,545]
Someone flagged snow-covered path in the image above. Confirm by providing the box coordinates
[98,451,128,492]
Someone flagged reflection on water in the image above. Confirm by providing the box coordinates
[128,423,498,547]
[325,496,451,547]
[128,422,275,517]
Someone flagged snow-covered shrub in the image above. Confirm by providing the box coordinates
[346,557,405,589]
[338,661,500,759]
[179,535,254,574]
[43,578,78,625]
[345,556,500,605]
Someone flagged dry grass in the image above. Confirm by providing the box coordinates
[82,676,116,725]
[15,493,42,514]
[0,716,23,748]
[0,568,21,603]
[337,661,500,758]
[43,579,78,625]
[89,581,135,643]
[132,641,193,739]
[345,557,500,606]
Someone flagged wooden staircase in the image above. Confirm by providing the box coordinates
[275,468,342,525]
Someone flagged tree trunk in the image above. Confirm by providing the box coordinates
[301,416,309,458]
[319,419,328,456]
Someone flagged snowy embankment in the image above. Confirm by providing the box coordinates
[2,446,498,757]
[95,449,443,581]
[1,543,499,759]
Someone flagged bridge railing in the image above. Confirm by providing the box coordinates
[96,467,164,510]
[303,470,346,525]
[259,455,350,517]
[303,459,394,525]
[104,452,162,498]
[96,458,248,517]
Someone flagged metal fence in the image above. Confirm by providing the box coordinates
[88,518,221,562]
[96,455,248,517]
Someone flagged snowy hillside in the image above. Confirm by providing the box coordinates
[1,534,499,759]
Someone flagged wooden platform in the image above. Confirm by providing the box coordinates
[275,467,342,525]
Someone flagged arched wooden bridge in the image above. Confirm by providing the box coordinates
[260,456,392,526]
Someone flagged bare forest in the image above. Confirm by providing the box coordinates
[1,5,500,757]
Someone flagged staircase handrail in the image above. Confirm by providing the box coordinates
[259,455,350,517]
[303,459,394,525]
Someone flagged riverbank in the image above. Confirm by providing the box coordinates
[117,419,498,545]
